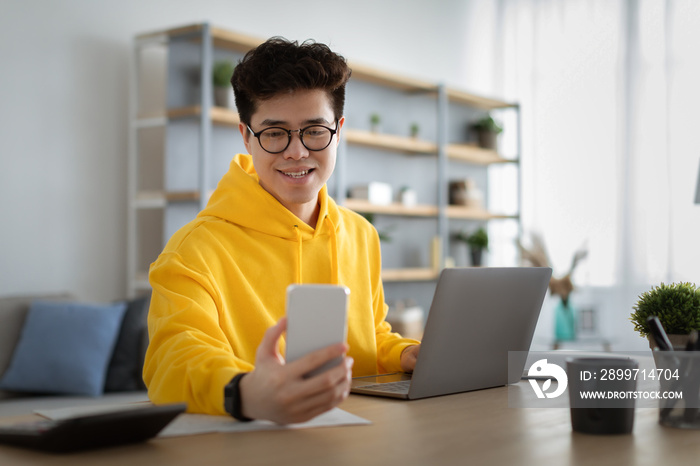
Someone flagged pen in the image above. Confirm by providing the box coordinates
[685,330,698,352]
[648,316,676,420]
[660,329,699,423]
[647,316,674,351]
[683,330,699,423]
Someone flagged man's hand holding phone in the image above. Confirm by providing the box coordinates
[239,285,352,425]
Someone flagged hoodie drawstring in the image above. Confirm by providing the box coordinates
[294,225,303,284]
[324,215,340,285]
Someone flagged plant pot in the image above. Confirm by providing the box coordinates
[476,130,498,150]
[214,87,233,108]
[648,334,691,351]
[470,247,483,267]
[555,300,577,341]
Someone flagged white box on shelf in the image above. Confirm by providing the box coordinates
[348,182,393,205]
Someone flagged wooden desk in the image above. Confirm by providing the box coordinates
[1,382,699,465]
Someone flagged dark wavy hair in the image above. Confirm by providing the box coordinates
[232,37,352,125]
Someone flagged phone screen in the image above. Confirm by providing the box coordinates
[285,284,349,377]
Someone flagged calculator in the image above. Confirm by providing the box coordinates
[0,403,186,453]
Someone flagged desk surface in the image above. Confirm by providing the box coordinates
[1,382,699,465]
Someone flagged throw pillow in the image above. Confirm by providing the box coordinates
[104,295,150,392]
[0,300,127,397]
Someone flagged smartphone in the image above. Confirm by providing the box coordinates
[285,284,350,378]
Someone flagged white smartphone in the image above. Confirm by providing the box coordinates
[285,284,350,378]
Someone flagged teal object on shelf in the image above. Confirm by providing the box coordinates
[555,300,577,341]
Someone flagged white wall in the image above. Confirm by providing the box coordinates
[0,0,493,301]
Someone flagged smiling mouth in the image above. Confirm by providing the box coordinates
[280,168,314,179]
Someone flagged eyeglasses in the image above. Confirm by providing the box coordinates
[247,121,339,154]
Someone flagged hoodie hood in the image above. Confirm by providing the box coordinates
[199,154,341,241]
[198,154,342,283]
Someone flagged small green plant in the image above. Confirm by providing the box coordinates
[457,227,489,250]
[370,113,381,126]
[471,115,503,134]
[630,282,700,337]
[213,61,235,88]
[410,122,420,137]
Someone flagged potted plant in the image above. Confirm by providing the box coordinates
[370,113,382,133]
[409,122,420,138]
[630,282,700,349]
[213,61,235,108]
[470,115,503,150]
[457,227,488,266]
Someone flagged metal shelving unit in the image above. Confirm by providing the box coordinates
[127,23,521,297]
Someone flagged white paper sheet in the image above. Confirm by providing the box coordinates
[35,403,371,437]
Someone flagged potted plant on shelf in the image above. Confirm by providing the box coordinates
[630,282,700,349]
[410,122,420,138]
[370,113,382,133]
[470,115,503,150]
[213,60,235,108]
[457,227,488,267]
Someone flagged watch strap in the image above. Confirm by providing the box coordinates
[224,372,253,422]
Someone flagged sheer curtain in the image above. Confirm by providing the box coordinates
[493,0,700,348]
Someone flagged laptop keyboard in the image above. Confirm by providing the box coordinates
[358,380,411,393]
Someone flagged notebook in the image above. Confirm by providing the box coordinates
[351,267,552,399]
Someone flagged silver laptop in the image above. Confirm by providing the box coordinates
[350,267,552,399]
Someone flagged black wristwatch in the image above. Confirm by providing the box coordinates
[224,373,253,422]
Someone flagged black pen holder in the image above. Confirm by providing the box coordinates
[653,351,700,429]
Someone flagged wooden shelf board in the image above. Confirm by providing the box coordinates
[344,199,438,217]
[134,191,167,208]
[446,89,516,109]
[134,106,241,127]
[446,205,517,220]
[135,190,203,205]
[347,62,515,111]
[210,27,263,52]
[382,268,439,282]
[344,128,436,154]
[137,24,262,53]
[165,106,240,126]
[348,61,436,93]
[446,144,516,165]
[210,107,241,126]
[164,190,201,202]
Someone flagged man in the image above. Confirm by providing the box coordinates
[143,37,421,425]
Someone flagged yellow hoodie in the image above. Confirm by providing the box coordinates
[143,154,420,415]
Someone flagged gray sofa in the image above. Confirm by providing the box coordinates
[0,294,150,417]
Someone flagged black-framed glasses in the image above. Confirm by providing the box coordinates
[247,121,339,154]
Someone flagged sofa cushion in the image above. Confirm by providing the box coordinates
[104,295,150,392]
[0,293,73,400]
[0,300,127,397]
